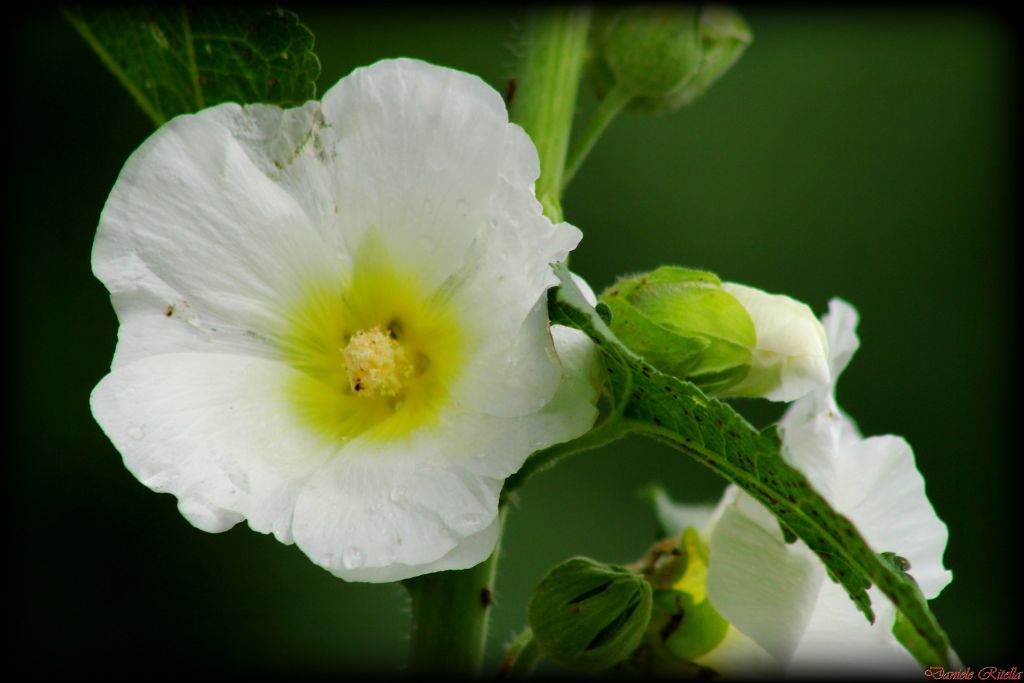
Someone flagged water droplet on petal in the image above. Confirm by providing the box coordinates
[127,424,146,440]
[342,546,365,570]
[450,513,484,534]
[389,486,406,503]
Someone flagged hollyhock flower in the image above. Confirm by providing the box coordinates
[90,58,600,583]
[657,299,951,675]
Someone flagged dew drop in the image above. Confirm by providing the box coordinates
[127,424,146,440]
[450,513,484,534]
[342,546,365,570]
[389,486,406,503]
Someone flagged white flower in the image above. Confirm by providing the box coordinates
[90,59,600,583]
[663,299,951,676]
[719,282,830,402]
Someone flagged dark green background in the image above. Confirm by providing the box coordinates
[12,6,1016,674]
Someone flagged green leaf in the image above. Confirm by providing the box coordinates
[882,553,963,669]
[63,5,321,126]
[548,263,958,669]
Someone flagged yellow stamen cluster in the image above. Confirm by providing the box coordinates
[343,326,414,398]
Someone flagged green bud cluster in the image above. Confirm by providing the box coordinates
[600,265,756,395]
[527,530,732,676]
[589,5,752,112]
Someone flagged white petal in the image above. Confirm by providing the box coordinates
[90,353,335,541]
[779,402,842,500]
[442,187,583,416]
[448,296,566,419]
[289,324,598,582]
[821,298,861,381]
[654,498,719,540]
[290,447,502,582]
[316,59,583,418]
[695,626,782,678]
[321,59,538,295]
[707,492,825,665]
[721,282,830,402]
[832,434,952,599]
[788,582,918,675]
[94,101,341,369]
[570,271,599,307]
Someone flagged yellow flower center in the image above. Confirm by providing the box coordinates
[343,326,414,398]
[275,234,468,445]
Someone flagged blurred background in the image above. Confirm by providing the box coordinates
[11,5,1016,675]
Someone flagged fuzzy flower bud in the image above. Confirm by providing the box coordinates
[589,5,752,112]
[600,266,829,401]
[528,557,653,672]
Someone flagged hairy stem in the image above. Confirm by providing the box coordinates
[404,511,504,676]
[509,6,592,221]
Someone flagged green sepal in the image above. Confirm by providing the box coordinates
[528,557,653,672]
[600,266,755,395]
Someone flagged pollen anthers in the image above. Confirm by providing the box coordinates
[343,325,414,398]
[278,256,465,444]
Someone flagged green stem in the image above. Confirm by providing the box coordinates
[404,510,504,676]
[509,6,592,221]
[563,84,634,188]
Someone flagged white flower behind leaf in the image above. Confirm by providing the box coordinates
[655,299,951,675]
[91,58,600,583]
[705,298,952,675]
[719,282,830,402]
